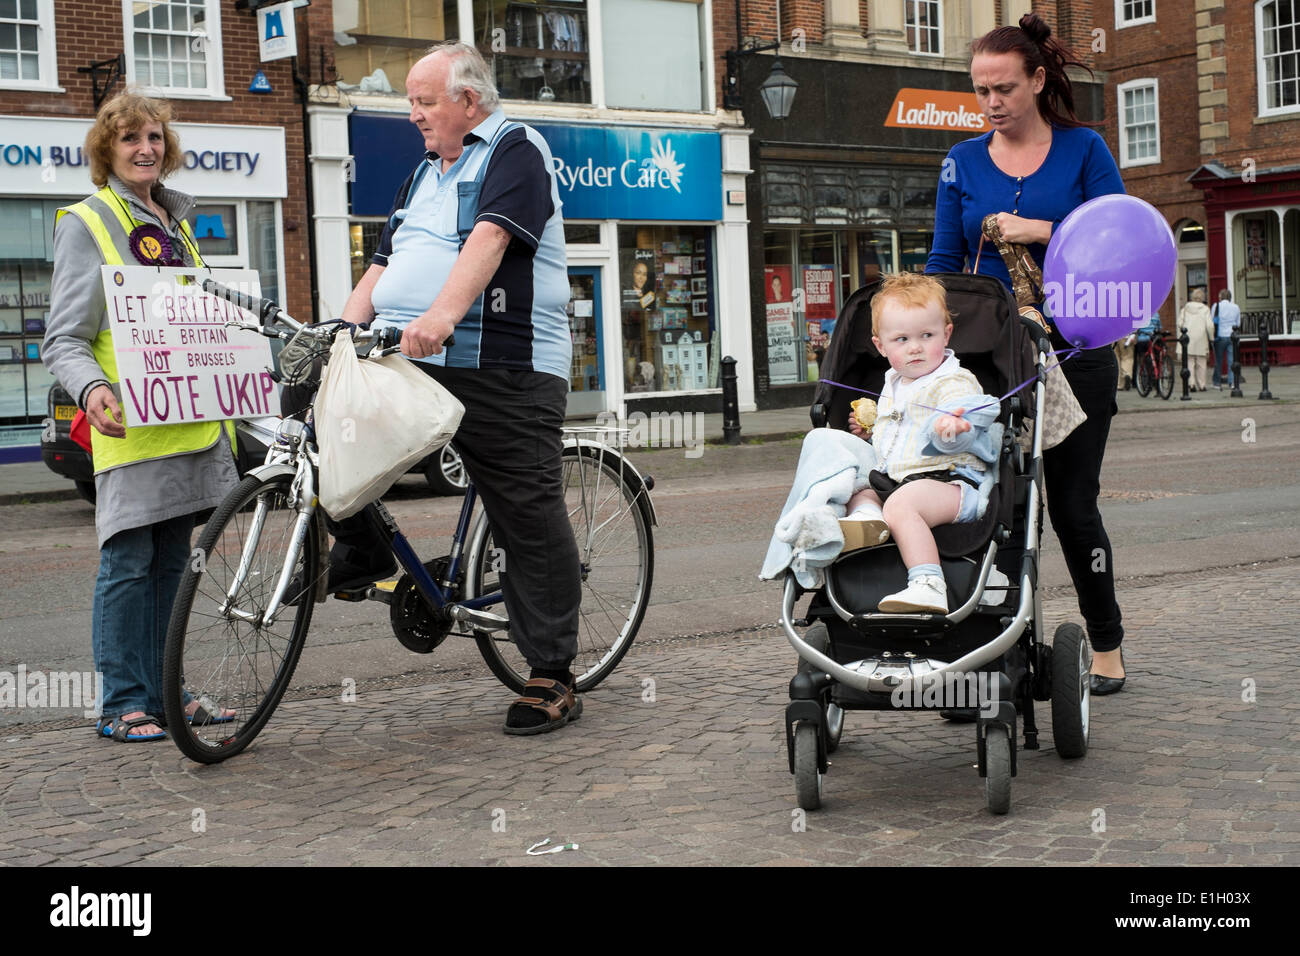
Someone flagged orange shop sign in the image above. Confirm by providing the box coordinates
[885,89,988,132]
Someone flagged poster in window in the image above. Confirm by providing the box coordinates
[624,249,657,310]
[1246,219,1266,270]
[802,265,837,321]
[765,266,792,307]
[766,300,798,385]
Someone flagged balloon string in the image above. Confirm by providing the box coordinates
[818,348,1082,418]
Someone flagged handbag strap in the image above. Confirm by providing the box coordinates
[981,214,1051,331]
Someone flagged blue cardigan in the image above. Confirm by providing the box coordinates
[925,126,1125,290]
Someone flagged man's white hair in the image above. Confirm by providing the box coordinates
[427,40,500,111]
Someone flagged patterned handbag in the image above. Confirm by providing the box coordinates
[978,214,1087,450]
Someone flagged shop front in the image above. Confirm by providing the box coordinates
[1191,163,1300,365]
[0,116,288,461]
[344,112,740,417]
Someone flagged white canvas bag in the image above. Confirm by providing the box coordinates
[316,334,464,518]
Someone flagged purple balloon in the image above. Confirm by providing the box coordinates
[1042,194,1176,349]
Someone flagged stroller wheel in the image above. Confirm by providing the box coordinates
[984,725,1012,815]
[792,723,823,811]
[1051,622,1090,759]
[825,703,844,754]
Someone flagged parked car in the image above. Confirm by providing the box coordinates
[40,384,468,501]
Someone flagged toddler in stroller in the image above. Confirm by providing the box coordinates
[768,273,1092,815]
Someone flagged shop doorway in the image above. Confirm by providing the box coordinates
[566,267,605,417]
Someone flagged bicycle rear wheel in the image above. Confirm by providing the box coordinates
[468,444,654,694]
[1135,350,1154,396]
[162,473,321,763]
[1157,348,1175,399]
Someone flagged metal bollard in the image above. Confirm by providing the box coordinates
[1179,326,1191,401]
[1258,325,1275,400]
[1230,327,1243,398]
[721,355,741,444]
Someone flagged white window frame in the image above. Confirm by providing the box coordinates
[1117,77,1160,168]
[122,0,228,101]
[1115,0,1156,29]
[1256,0,1300,118]
[0,0,62,92]
[905,0,943,57]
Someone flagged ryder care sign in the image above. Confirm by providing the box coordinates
[884,89,988,132]
[102,266,280,425]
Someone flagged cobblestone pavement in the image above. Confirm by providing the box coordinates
[2,558,1296,867]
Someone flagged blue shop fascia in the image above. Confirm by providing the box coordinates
[342,111,756,418]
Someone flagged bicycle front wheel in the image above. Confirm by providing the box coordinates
[162,473,321,763]
[1135,351,1154,396]
[469,444,654,694]
[1157,350,1175,399]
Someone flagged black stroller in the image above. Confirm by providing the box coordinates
[779,273,1090,815]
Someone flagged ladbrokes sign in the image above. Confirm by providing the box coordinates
[885,89,988,132]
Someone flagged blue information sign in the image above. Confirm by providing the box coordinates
[349,114,722,222]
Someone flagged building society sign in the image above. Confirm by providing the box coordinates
[102,267,279,424]
[258,2,297,62]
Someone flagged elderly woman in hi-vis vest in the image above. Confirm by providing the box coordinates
[43,92,238,741]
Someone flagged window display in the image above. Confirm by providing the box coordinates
[0,256,55,424]
[619,225,715,393]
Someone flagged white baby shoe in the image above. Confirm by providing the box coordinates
[838,502,890,553]
[877,575,948,614]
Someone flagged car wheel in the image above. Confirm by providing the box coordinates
[75,480,96,504]
[423,444,468,496]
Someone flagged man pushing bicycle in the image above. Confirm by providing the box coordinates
[330,41,583,736]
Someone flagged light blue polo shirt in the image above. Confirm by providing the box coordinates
[370,109,571,380]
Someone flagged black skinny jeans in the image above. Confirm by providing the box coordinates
[1043,344,1124,653]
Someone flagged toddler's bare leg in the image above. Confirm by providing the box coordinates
[882,480,962,568]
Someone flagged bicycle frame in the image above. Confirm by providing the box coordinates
[219,412,508,633]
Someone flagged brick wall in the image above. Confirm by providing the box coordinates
[1,1,316,320]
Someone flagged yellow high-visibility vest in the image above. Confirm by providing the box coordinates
[56,188,235,474]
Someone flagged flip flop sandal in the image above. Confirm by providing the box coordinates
[503,678,583,736]
[97,714,167,742]
[187,703,235,725]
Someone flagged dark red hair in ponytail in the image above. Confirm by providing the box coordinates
[970,12,1093,129]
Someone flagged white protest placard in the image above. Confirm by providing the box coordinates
[101,266,280,425]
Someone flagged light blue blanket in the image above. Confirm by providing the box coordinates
[759,423,1003,588]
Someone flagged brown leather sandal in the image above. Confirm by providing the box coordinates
[503,678,583,736]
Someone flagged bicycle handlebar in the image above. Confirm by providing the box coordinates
[201,278,452,353]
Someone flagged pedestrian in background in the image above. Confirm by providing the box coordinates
[1211,289,1241,389]
[1178,289,1214,391]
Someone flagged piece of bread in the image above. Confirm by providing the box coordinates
[851,397,877,430]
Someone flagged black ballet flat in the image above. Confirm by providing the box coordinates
[1089,673,1126,695]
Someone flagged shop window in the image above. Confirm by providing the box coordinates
[899,231,933,272]
[189,203,237,258]
[619,224,715,393]
[564,222,601,244]
[125,0,224,98]
[0,0,58,90]
[349,219,386,287]
[334,0,458,96]
[602,0,705,111]
[247,201,280,304]
[1257,0,1300,116]
[476,0,590,105]
[0,258,54,426]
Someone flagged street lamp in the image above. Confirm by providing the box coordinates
[758,59,798,120]
[724,41,799,119]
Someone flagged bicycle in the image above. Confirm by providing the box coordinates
[1135,329,1174,399]
[162,280,656,763]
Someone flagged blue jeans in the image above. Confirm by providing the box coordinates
[1212,336,1232,386]
[92,515,194,719]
